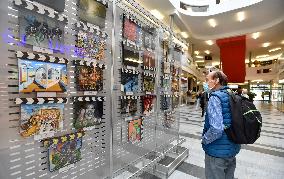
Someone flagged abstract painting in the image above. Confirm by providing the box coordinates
[18,59,67,92]
[123,17,141,43]
[143,51,155,69]
[161,96,171,110]
[121,73,139,93]
[128,117,143,143]
[75,66,103,91]
[143,28,155,50]
[73,100,103,129]
[121,98,137,115]
[78,0,107,28]
[142,96,155,116]
[19,10,64,50]
[163,62,171,74]
[143,76,155,93]
[163,112,175,129]
[46,132,83,172]
[20,103,64,139]
[76,30,106,60]
[122,45,141,67]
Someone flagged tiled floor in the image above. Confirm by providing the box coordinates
[166,101,284,179]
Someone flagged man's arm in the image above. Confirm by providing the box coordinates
[202,96,224,145]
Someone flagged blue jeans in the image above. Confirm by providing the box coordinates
[205,154,236,179]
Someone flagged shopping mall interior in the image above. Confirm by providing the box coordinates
[0,0,283,178]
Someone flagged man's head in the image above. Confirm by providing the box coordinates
[206,71,228,90]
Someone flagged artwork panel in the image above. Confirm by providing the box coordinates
[121,73,139,93]
[121,98,138,115]
[128,117,143,143]
[75,66,104,91]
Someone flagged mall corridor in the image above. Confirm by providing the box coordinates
[166,102,284,179]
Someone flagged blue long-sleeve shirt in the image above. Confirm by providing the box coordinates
[202,96,224,145]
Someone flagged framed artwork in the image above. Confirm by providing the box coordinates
[143,76,155,93]
[78,0,107,28]
[45,132,84,172]
[162,78,170,89]
[142,96,155,116]
[143,51,155,69]
[75,66,103,91]
[121,73,139,93]
[172,66,179,77]
[162,40,169,58]
[73,100,103,129]
[172,95,179,109]
[163,62,171,74]
[143,28,155,50]
[18,59,67,92]
[19,10,64,50]
[121,98,137,115]
[20,103,64,139]
[31,0,65,12]
[128,117,143,143]
[76,30,106,60]
[172,78,179,92]
[163,112,175,128]
[161,96,171,110]
[123,17,140,42]
[122,45,140,67]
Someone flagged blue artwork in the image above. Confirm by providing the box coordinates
[121,73,139,93]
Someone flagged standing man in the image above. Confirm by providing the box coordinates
[201,71,241,179]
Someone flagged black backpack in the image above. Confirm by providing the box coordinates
[225,91,262,144]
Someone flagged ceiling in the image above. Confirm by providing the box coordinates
[135,0,284,65]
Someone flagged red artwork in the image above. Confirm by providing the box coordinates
[123,18,137,42]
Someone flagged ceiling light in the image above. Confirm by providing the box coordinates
[150,9,164,20]
[269,47,281,52]
[204,50,210,54]
[180,32,189,38]
[208,19,217,27]
[262,42,270,47]
[256,54,269,58]
[194,51,200,55]
[237,11,245,22]
[196,55,204,59]
[252,32,260,39]
[280,40,284,44]
[205,40,214,45]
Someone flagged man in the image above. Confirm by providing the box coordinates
[201,71,241,179]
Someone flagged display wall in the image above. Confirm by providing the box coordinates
[0,0,187,178]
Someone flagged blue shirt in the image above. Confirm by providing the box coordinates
[202,96,224,145]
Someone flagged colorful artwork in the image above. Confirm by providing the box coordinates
[162,40,169,59]
[121,73,139,93]
[121,98,137,115]
[163,62,171,74]
[172,95,179,109]
[172,66,179,77]
[123,17,141,42]
[18,59,67,92]
[128,117,143,143]
[74,100,103,129]
[46,132,83,172]
[76,30,106,60]
[20,103,64,139]
[122,45,141,67]
[161,96,171,110]
[143,51,155,69]
[162,78,170,89]
[19,11,64,50]
[78,0,107,28]
[172,78,179,92]
[76,66,103,91]
[142,96,155,116]
[163,112,175,128]
[143,76,155,93]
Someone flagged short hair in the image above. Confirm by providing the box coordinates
[212,71,228,86]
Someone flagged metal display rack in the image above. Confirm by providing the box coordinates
[0,0,188,178]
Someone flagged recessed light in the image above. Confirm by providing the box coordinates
[252,32,260,39]
[196,56,204,59]
[150,9,164,20]
[262,42,270,47]
[205,40,214,45]
[256,54,269,58]
[208,19,217,27]
[281,40,284,44]
[180,32,189,38]
[204,50,210,54]
[237,11,245,22]
[194,51,200,55]
[269,47,281,52]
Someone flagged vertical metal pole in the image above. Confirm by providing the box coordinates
[248,51,252,93]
